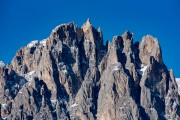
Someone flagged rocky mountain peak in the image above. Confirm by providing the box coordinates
[0,20,179,120]
[97,27,101,33]
[50,22,76,40]
[111,35,122,47]
[139,35,162,65]
[82,18,92,32]
[122,30,133,41]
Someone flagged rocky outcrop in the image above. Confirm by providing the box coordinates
[0,19,179,120]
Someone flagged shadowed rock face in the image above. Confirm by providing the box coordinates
[0,19,179,120]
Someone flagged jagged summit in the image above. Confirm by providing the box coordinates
[139,34,162,65]
[82,18,92,32]
[83,18,91,26]
[53,21,75,30]
[0,20,179,120]
[97,26,101,32]
[122,30,133,40]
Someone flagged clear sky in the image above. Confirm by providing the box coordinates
[0,0,180,77]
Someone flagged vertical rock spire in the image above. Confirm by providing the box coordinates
[82,18,92,32]
[139,35,162,65]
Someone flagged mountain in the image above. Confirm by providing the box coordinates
[0,19,180,120]
[176,78,180,95]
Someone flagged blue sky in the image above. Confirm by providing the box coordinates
[0,0,180,77]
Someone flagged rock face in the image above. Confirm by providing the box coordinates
[0,19,180,120]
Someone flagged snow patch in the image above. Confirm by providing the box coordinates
[51,24,66,33]
[27,71,35,76]
[40,39,47,46]
[85,39,90,42]
[51,99,57,104]
[0,61,5,67]
[62,69,68,74]
[27,38,47,48]
[70,46,78,52]
[59,63,68,74]
[150,107,156,112]
[113,67,120,71]
[138,64,148,75]
[112,63,121,71]
[58,97,67,104]
[27,40,38,48]
[175,78,180,95]
[2,117,7,120]
[51,99,57,108]
[24,71,36,86]
[71,103,78,107]
[1,104,7,109]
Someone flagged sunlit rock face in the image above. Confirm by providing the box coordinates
[0,19,179,120]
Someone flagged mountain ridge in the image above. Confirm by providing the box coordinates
[0,19,179,120]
